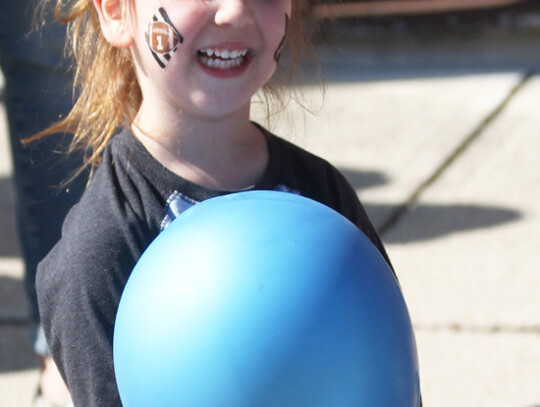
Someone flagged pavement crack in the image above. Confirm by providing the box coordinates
[378,68,537,238]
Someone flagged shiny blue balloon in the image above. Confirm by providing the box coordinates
[114,191,420,407]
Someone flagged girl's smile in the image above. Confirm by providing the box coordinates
[196,43,254,78]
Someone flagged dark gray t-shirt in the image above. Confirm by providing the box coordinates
[37,127,392,406]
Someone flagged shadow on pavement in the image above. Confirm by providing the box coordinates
[340,168,522,242]
[372,202,522,243]
[339,167,391,190]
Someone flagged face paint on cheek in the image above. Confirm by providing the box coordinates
[274,13,289,63]
[145,7,184,69]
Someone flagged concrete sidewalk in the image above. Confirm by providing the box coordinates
[1,24,540,407]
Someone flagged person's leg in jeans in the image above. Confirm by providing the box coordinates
[0,1,87,405]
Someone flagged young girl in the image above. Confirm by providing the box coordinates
[36,0,393,405]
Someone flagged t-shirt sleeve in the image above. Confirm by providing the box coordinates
[324,167,394,272]
[36,158,156,406]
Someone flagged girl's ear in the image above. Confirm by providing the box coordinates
[93,0,133,48]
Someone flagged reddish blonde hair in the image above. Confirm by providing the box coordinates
[31,0,317,175]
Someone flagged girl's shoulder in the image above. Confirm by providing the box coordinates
[57,131,173,251]
[262,127,391,267]
[262,127,352,201]
[36,131,167,301]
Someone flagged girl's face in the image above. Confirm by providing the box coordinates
[129,0,292,121]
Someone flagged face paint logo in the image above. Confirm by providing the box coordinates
[145,7,184,69]
[274,13,289,63]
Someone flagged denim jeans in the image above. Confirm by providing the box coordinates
[0,0,88,352]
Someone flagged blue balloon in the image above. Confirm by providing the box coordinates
[114,191,420,406]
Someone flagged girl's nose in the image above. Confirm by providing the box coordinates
[214,0,255,28]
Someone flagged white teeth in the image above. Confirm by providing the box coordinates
[199,55,244,70]
[198,48,249,69]
[199,48,248,60]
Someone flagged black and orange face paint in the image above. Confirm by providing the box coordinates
[274,13,289,63]
[145,7,184,69]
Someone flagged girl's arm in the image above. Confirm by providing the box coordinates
[36,152,157,406]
